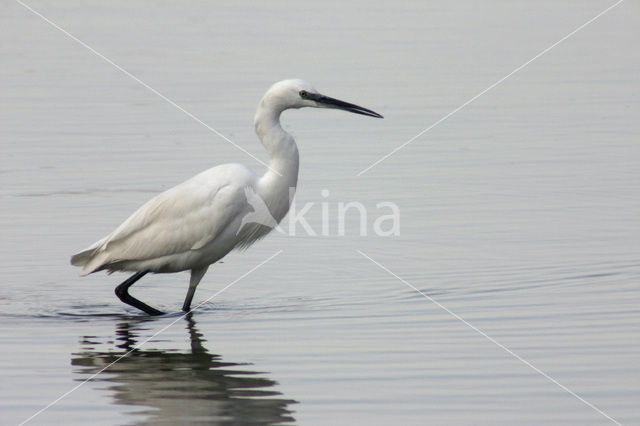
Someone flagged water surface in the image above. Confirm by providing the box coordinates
[1,1,639,425]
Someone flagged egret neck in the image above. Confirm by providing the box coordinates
[255,94,300,221]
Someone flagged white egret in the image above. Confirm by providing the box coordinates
[71,79,382,315]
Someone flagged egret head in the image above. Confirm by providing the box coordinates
[262,79,383,118]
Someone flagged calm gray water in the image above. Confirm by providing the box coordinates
[1,1,639,425]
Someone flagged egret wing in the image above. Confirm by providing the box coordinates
[106,184,241,258]
[73,165,254,274]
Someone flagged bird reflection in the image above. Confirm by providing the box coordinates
[71,314,296,425]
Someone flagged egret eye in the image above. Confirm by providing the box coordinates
[299,90,308,98]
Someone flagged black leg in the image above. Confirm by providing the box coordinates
[182,267,208,313]
[115,271,164,316]
[182,289,195,313]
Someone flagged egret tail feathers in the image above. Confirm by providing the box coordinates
[70,238,108,275]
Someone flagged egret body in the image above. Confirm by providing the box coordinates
[71,79,382,315]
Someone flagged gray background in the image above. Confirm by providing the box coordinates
[1,1,638,424]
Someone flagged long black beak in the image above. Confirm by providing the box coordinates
[307,93,383,118]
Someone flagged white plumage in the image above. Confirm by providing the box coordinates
[73,164,258,274]
[71,79,382,315]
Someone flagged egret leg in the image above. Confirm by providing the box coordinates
[183,266,209,312]
[115,271,164,316]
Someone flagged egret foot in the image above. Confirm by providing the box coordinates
[115,271,164,316]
